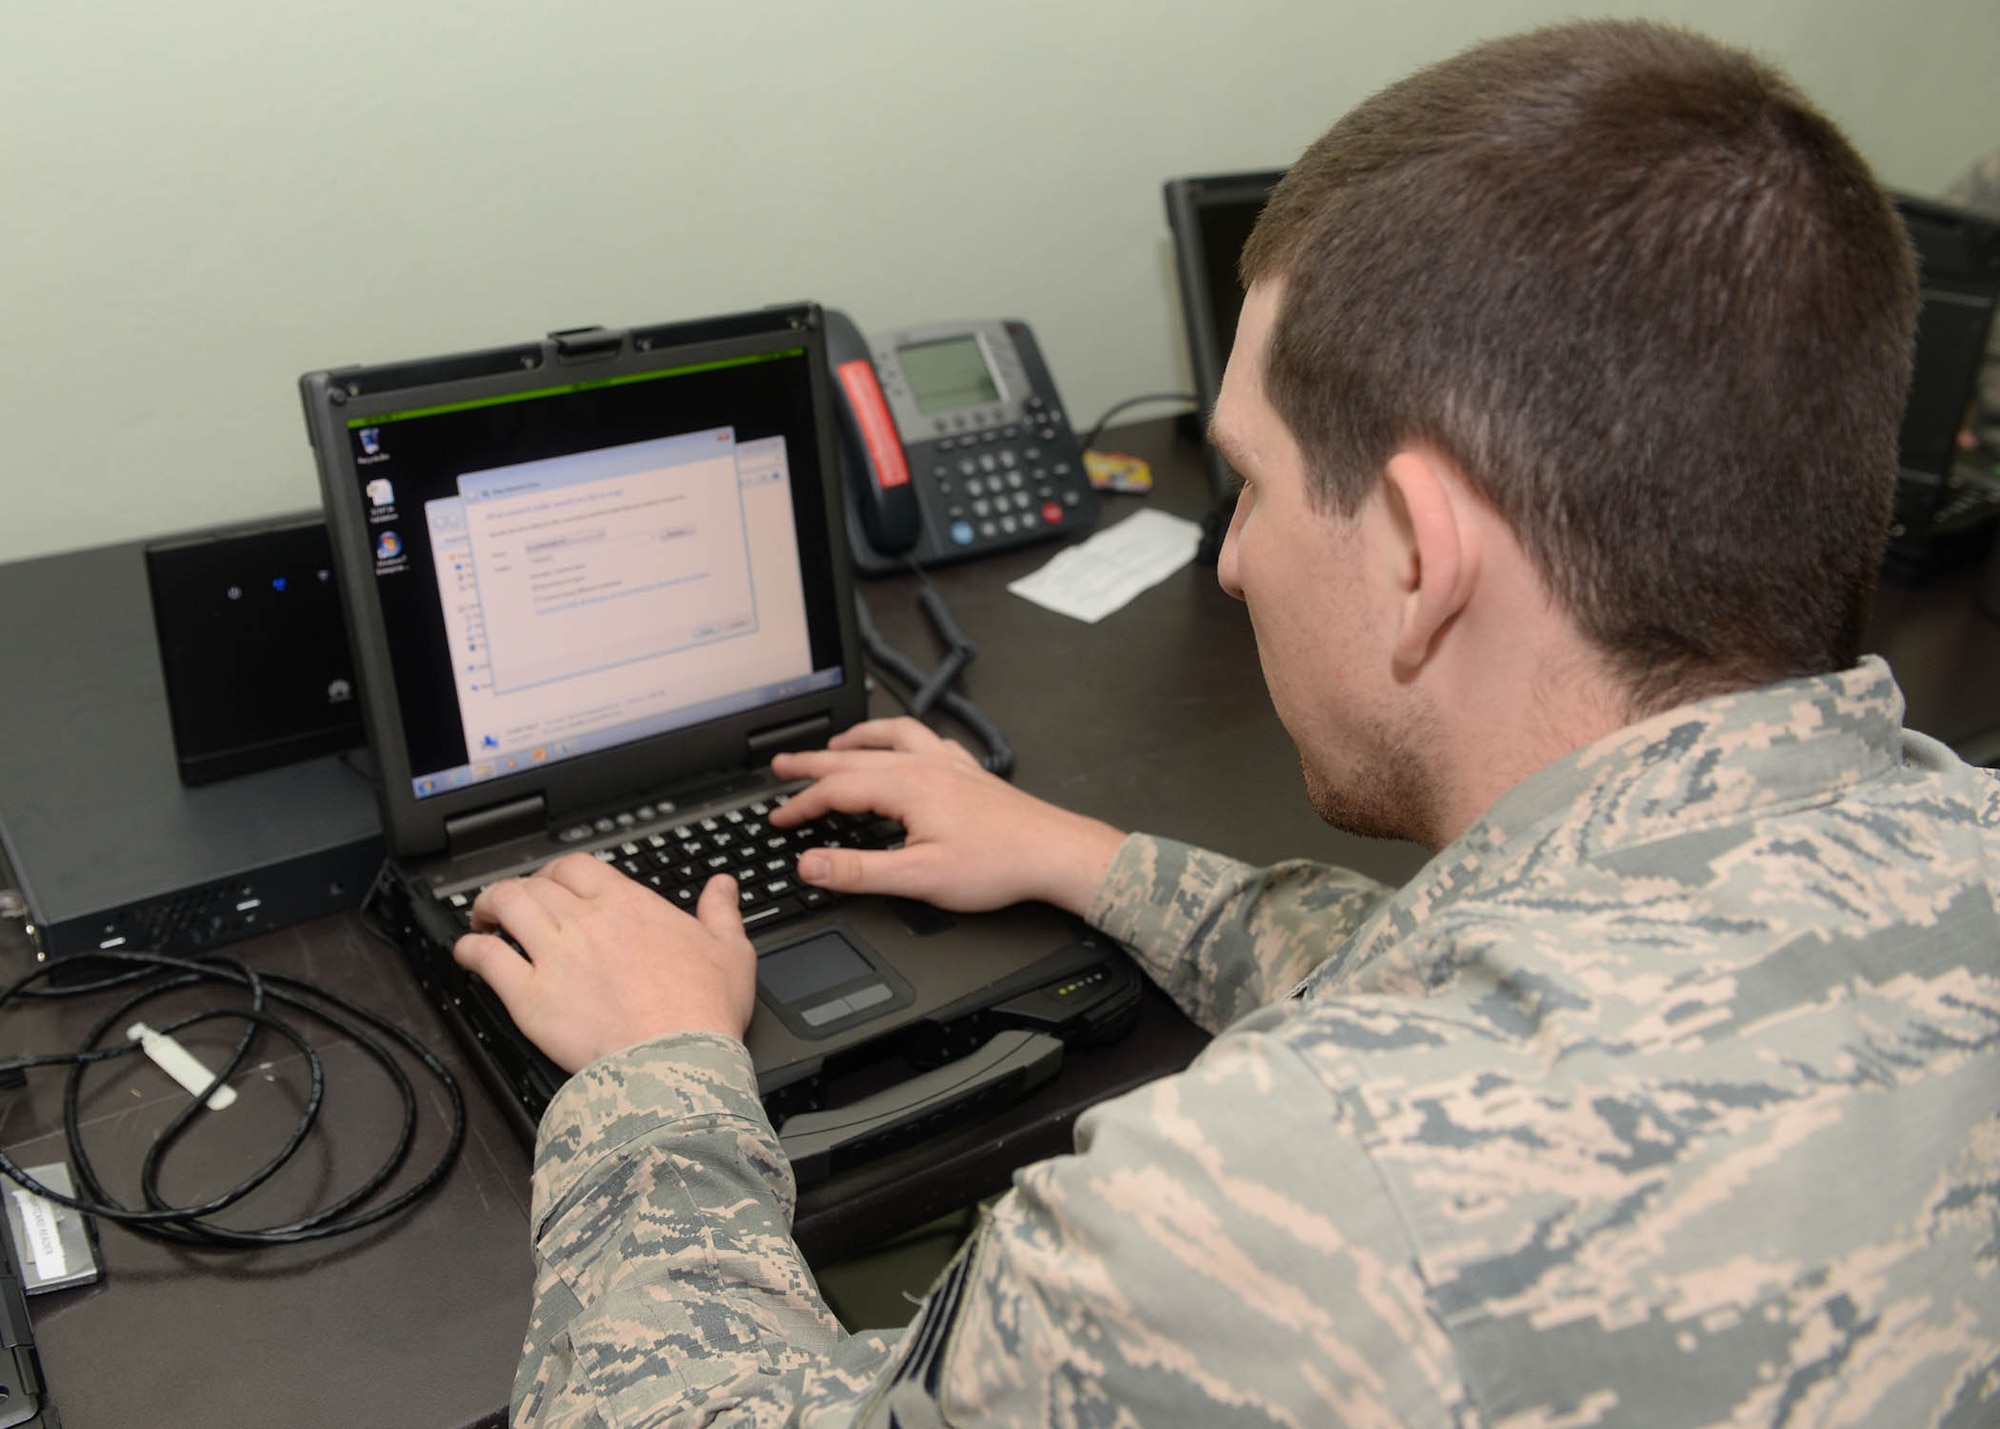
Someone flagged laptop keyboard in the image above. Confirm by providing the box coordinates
[438,794,904,937]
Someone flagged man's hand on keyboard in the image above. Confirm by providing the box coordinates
[769,717,1126,918]
[452,853,757,1073]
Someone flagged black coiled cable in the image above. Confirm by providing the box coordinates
[0,947,465,1247]
[856,571,1015,778]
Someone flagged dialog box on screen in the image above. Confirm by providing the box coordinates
[456,428,760,695]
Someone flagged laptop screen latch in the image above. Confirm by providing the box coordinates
[549,327,624,362]
[445,795,548,858]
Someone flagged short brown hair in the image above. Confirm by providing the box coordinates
[1242,20,1918,710]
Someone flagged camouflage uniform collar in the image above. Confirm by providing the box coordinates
[1475,654,1905,857]
[1303,657,1905,998]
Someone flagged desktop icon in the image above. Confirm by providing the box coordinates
[414,776,435,796]
[376,531,402,561]
[366,477,395,508]
[359,428,382,456]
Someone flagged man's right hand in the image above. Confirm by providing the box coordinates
[769,718,1126,919]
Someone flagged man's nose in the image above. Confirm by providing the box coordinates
[1215,501,1248,602]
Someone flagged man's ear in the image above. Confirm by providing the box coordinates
[1380,449,1481,675]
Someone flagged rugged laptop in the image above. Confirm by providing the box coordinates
[299,305,1137,1179]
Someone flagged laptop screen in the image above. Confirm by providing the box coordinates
[336,346,846,801]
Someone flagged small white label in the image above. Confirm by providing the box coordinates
[9,1189,66,1281]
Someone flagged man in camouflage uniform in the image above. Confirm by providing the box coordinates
[456,20,2000,1427]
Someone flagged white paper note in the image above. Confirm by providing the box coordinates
[1007,508,1204,624]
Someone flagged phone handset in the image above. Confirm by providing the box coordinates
[825,308,923,563]
[824,309,1099,575]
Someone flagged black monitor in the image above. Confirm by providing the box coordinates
[1164,169,1285,506]
[1895,195,2000,478]
[1887,193,2000,575]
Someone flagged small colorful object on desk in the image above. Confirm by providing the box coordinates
[1084,449,1153,495]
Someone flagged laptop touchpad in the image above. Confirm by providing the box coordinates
[757,928,914,1039]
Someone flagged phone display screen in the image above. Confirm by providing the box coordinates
[897,336,1001,414]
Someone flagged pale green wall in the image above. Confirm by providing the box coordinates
[4,0,1997,562]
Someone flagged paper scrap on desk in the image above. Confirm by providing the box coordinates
[1008,509,1204,623]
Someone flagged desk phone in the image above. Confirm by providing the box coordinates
[826,309,1100,574]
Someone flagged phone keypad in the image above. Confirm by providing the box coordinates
[920,407,1089,554]
[878,363,1099,567]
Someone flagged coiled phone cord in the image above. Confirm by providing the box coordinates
[856,569,1015,779]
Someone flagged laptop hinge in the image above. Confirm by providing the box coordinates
[748,715,832,762]
[444,795,547,858]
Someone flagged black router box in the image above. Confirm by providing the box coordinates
[0,537,383,962]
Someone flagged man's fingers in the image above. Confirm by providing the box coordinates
[537,851,632,898]
[772,745,905,783]
[768,778,835,826]
[768,762,909,825]
[469,876,568,944]
[695,874,750,946]
[452,931,534,1002]
[795,844,934,900]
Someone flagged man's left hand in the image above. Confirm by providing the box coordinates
[452,853,757,1074]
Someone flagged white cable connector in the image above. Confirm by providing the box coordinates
[126,1021,237,1110]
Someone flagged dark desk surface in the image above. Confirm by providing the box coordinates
[3,418,1996,1429]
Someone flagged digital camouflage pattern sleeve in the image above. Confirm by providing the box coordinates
[1086,836,1398,1034]
[516,658,2000,1427]
[516,1033,904,1425]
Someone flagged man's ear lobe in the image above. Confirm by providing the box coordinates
[1382,449,1479,675]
